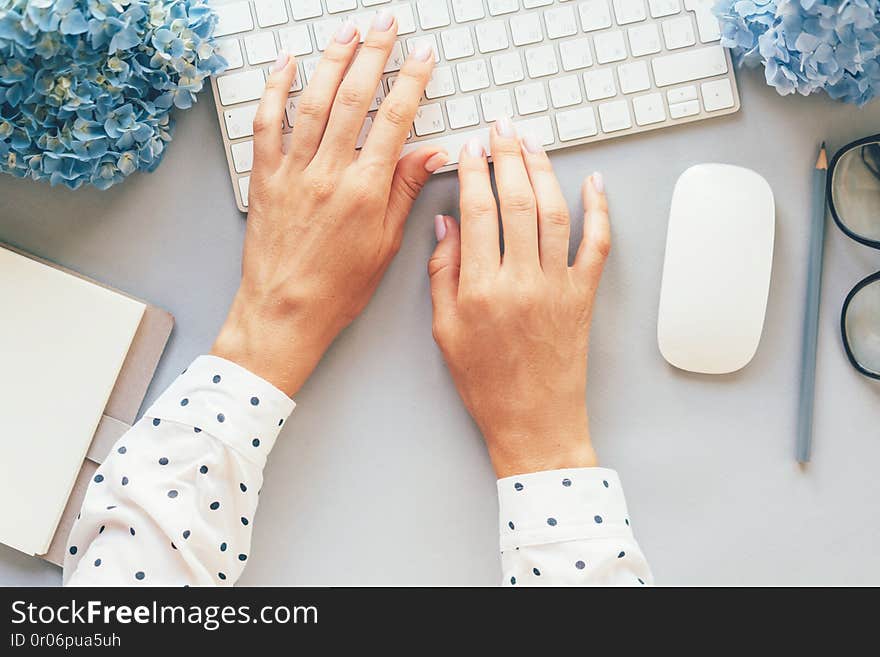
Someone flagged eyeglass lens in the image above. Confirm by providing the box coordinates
[831,140,880,244]
[844,276,880,377]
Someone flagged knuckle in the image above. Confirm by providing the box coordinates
[544,206,570,227]
[463,195,497,220]
[335,85,366,110]
[396,172,424,202]
[251,111,277,135]
[296,97,325,121]
[427,254,449,279]
[380,97,412,129]
[307,176,335,201]
[592,231,612,259]
[504,192,536,216]
[460,285,491,309]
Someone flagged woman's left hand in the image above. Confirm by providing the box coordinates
[213,13,447,396]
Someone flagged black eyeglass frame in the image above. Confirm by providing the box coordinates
[826,133,880,381]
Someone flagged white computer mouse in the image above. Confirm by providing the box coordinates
[657,164,775,374]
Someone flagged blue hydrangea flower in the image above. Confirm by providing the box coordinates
[0,0,227,190]
[715,0,880,106]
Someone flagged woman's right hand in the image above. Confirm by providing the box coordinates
[427,119,611,479]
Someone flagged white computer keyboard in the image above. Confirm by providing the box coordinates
[209,0,740,212]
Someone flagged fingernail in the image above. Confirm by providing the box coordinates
[434,215,447,242]
[522,134,543,154]
[271,50,289,73]
[495,116,516,139]
[335,20,357,44]
[372,9,394,31]
[466,138,484,158]
[411,42,433,62]
[591,171,605,193]
[424,151,448,173]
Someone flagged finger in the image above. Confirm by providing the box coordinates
[285,21,360,170]
[316,10,398,163]
[359,40,435,179]
[490,118,539,269]
[458,137,500,282]
[428,215,462,325]
[520,134,571,278]
[252,51,298,172]
[574,172,611,286]
[384,147,449,245]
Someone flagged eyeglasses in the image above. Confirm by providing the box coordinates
[827,135,880,380]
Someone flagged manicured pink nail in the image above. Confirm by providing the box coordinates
[466,138,484,158]
[434,215,447,242]
[411,42,433,62]
[495,116,516,139]
[335,20,357,44]
[372,9,394,31]
[424,151,448,173]
[271,50,289,73]
[522,134,543,154]
[591,171,605,193]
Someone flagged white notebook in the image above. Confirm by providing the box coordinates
[0,246,145,556]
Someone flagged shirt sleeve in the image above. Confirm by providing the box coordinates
[497,468,653,586]
[62,355,296,587]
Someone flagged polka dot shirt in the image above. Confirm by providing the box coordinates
[497,469,652,586]
[62,356,295,587]
[62,357,651,587]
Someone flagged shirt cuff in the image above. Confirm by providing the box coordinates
[145,355,296,468]
[497,468,635,552]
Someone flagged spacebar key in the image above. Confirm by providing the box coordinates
[400,116,555,166]
[651,46,729,87]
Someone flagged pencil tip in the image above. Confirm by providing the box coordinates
[816,143,828,170]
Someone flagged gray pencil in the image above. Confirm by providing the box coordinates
[796,143,829,464]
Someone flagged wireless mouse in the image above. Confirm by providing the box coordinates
[657,164,775,374]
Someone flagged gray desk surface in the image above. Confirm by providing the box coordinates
[2,69,879,586]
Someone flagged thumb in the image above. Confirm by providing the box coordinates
[384,147,449,237]
[428,215,461,321]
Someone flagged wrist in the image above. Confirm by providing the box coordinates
[212,290,334,397]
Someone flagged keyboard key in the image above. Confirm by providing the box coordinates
[385,41,405,72]
[326,0,356,13]
[544,6,579,39]
[487,0,519,16]
[618,61,651,93]
[441,27,475,60]
[368,83,386,111]
[549,75,583,108]
[613,0,648,25]
[649,0,681,16]
[290,0,322,21]
[628,23,662,56]
[525,45,559,78]
[238,176,250,207]
[244,32,277,65]
[578,0,613,32]
[559,38,593,70]
[214,3,253,37]
[224,104,259,139]
[406,35,440,62]
[524,0,554,7]
[278,25,313,56]
[389,4,417,34]
[414,103,445,136]
[632,92,666,125]
[215,39,244,70]
[662,16,696,50]
[476,21,509,53]
[217,69,265,105]
[491,52,525,85]
[583,68,616,100]
[254,0,288,27]
[510,13,543,46]
[452,0,485,22]
[285,96,300,125]
[666,85,698,103]
[457,59,491,91]
[480,89,514,122]
[598,100,632,132]
[651,45,728,86]
[446,96,481,129]
[417,0,451,29]
[314,17,343,51]
[556,107,598,141]
[425,66,456,99]
[231,140,254,173]
[514,115,555,146]
[669,99,700,117]
[701,78,735,111]
[594,31,627,64]
[514,82,549,115]
[685,0,722,42]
